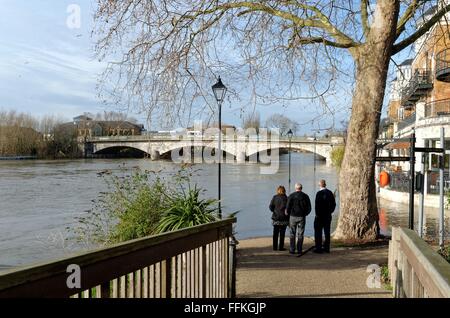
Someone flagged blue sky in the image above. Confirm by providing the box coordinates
[0,1,410,134]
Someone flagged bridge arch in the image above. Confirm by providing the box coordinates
[159,144,237,161]
[246,144,331,162]
[93,145,149,157]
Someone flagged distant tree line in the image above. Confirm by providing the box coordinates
[0,110,141,158]
[0,110,78,158]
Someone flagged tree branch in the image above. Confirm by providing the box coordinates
[395,0,424,39]
[179,1,359,49]
[361,0,370,38]
[291,36,359,49]
[392,3,450,55]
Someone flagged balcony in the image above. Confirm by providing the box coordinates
[436,49,450,82]
[400,69,433,106]
[424,99,450,117]
[397,113,416,131]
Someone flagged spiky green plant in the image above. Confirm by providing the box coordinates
[156,186,219,233]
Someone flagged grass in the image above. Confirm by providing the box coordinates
[380,264,393,291]
[438,245,450,263]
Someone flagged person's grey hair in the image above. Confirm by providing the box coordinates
[319,179,326,187]
[295,183,302,190]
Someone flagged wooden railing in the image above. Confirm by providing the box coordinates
[0,218,237,298]
[389,227,450,298]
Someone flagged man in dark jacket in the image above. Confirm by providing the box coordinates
[286,183,311,255]
[314,179,336,253]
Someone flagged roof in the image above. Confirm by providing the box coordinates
[423,5,438,17]
[385,141,411,150]
[400,59,413,66]
[73,115,92,121]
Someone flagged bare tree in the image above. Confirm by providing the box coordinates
[266,113,299,136]
[94,0,450,241]
[242,111,261,130]
[92,111,137,123]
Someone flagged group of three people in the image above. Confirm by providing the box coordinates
[269,180,336,255]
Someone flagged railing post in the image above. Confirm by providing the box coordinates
[100,281,110,298]
[202,245,207,298]
[165,258,172,298]
[229,236,238,298]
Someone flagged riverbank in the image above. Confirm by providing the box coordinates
[236,236,391,298]
[378,187,448,210]
[0,156,37,160]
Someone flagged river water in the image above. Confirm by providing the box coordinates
[0,153,446,268]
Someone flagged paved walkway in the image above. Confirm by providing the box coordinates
[236,237,392,298]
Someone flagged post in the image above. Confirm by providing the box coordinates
[418,153,425,238]
[229,236,237,298]
[288,138,292,193]
[314,133,317,192]
[409,132,416,230]
[439,127,445,249]
[218,101,222,219]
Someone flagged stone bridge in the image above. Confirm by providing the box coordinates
[85,135,344,165]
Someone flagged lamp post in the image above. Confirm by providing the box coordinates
[314,132,317,192]
[287,129,293,193]
[212,76,227,219]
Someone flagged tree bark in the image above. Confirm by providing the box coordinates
[334,0,400,241]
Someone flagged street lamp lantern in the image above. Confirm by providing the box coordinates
[287,129,293,139]
[212,76,227,219]
[212,76,227,103]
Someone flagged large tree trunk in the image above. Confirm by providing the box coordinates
[334,0,400,241]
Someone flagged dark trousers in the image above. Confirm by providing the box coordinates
[314,216,332,252]
[289,216,306,254]
[272,225,287,250]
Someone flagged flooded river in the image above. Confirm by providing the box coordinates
[0,153,446,267]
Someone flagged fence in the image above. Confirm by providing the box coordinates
[389,171,410,192]
[389,227,450,298]
[436,49,450,82]
[0,218,237,298]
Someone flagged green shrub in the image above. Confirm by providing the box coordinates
[331,146,345,169]
[70,166,220,247]
[156,186,219,233]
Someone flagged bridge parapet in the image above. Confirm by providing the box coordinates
[86,134,338,165]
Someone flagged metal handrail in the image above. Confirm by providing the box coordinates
[436,49,450,81]
[425,98,450,117]
[401,68,433,106]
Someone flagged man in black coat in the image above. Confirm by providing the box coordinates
[314,179,336,253]
[287,183,311,255]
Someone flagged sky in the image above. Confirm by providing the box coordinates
[0,1,411,134]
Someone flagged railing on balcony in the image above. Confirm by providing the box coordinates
[401,69,433,106]
[0,218,237,298]
[436,49,450,82]
[397,113,416,131]
[425,99,450,117]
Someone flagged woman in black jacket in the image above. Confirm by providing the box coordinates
[269,186,289,251]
